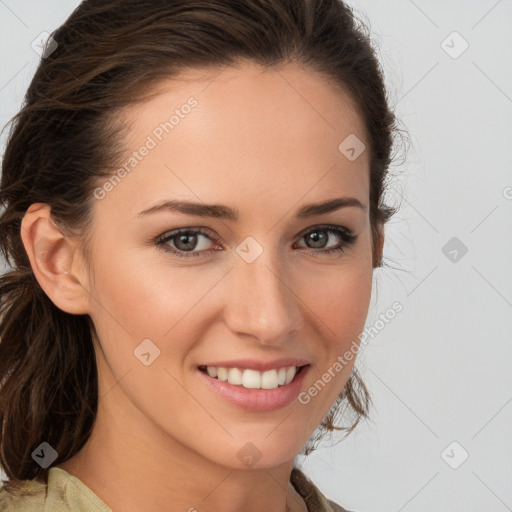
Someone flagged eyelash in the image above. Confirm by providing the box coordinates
[154,224,357,258]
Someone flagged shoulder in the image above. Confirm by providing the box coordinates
[0,476,47,511]
[290,466,357,512]
[0,467,111,512]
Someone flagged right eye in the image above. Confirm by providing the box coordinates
[155,228,221,257]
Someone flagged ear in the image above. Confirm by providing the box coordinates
[20,203,91,315]
[373,222,385,268]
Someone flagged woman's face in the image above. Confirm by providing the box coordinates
[80,60,380,469]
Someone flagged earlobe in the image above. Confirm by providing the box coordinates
[20,203,91,315]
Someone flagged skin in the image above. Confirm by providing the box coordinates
[21,60,384,512]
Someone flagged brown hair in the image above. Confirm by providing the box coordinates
[0,0,400,485]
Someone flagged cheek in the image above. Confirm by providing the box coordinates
[298,258,373,343]
[86,246,228,373]
[88,245,202,331]
[296,262,372,430]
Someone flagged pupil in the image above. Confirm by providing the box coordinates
[177,233,196,251]
[308,231,326,248]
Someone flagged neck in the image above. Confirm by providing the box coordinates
[56,369,307,512]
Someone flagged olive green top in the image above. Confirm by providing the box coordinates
[0,466,352,511]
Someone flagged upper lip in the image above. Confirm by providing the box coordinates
[199,358,310,372]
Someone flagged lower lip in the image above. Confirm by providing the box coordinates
[198,365,310,412]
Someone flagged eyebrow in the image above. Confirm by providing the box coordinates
[137,196,366,220]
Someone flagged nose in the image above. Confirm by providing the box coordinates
[223,247,304,345]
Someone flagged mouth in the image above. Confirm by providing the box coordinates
[198,364,309,390]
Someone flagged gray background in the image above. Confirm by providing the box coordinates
[1,1,511,511]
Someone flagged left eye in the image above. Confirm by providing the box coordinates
[155,225,357,258]
[294,226,356,255]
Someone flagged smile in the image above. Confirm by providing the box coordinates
[198,365,305,390]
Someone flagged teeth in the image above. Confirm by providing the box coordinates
[228,367,243,385]
[217,367,228,381]
[261,369,278,389]
[242,369,261,389]
[204,365,299,389]
[285,366,296,385]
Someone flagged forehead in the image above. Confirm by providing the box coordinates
[102,60,370,217]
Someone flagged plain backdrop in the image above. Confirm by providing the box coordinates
[0,1,511,511]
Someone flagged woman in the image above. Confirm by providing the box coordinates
[0,0,398,510]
